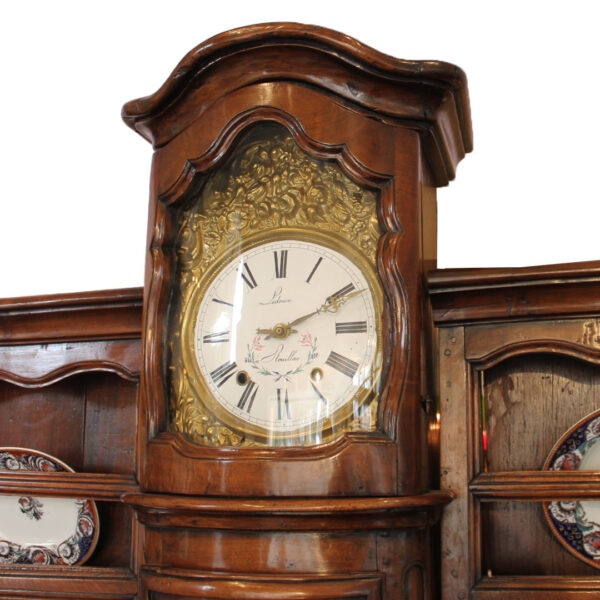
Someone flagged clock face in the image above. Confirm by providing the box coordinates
[189,237,381,440]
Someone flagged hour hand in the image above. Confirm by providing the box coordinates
[256,325,297,340]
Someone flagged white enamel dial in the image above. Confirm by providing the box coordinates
[193,239,379,436]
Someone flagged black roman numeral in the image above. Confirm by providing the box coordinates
[305,257,323,283]
[335,321,367,334]
[210,361,237,387]
[330,283,355,299]
[202,330,230,344]
[240,263,257,289]
[277,388,291,420]
[274,250,288,278]
[326,351,359,378]
[237,380,258,412]
[310,381,328,407]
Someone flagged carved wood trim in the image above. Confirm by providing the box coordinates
[122,23,472,186]
[472,575,600,598]
[468,339,600,370]
[154,430,391,460]
[123,490,453,529]
[470,472,600,499]
[142,568,383,599]
[0,472,139,500]
[159,107,392,206]
[0,566,137,599]
[0,361,139,388]
[429,261,600,325]
[378,232,410,438]
[0,287,142,344]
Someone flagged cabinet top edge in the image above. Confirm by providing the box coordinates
[0,287,143,314]
[121,22,472,157]
[428,260,600,292]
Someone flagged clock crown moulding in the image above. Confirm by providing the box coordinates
[122,22,472,187]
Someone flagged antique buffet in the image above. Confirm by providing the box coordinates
[0,23,599,600]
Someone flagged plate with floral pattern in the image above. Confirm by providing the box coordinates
[544,411,600,568]
[0,448,99,565]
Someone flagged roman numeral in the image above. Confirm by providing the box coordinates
[209,361,237,387]
[274,250,288,278]
[277,388,291,420]
[330,283,355,299]
[212,298,234,307]
[326,351,359,378]
[305,257,323,283]
[237,380,258,412]
[335,321,367,334]
[202,330,230,344]
[240,263,257,289]
[310,381,328,407]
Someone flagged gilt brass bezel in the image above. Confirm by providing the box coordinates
[179,227,383,444]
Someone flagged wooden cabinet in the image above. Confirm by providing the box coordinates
[1,24,599,598]
[430,262,600,598]
[0,288,142,598]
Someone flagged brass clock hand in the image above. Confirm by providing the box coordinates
[256,325,298,339]
[256,289,365,339]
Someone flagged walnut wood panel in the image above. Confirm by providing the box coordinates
[439,327,471,600]
[143,529,377,574]
[83,375,138,474]
[0,379,85,466]
[85,502,134,568]
[0,565,136,599]
[483,354,600,472]
[0,374,137,475]
[0,288,142,344]
[481,502,597,577]
[141,528,431,598]
[142,568,382,599]
[144,433,398,496]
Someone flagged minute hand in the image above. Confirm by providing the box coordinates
[287,289,365,328]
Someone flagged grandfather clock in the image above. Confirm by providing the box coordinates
[122,23,471,599]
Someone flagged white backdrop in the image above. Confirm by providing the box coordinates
[1,1,598,298]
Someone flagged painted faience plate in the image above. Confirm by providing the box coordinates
[544,411,600,569]
[0,448,99,565]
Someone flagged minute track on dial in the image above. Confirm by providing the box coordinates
[190,236,381,438]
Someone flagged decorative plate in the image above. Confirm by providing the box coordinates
[0,448,99,565]
[543,411,600,568]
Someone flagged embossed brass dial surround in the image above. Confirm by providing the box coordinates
[169,126,383,447]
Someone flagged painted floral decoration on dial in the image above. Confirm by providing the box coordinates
[192,238,381,441]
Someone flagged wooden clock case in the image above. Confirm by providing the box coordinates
[118,23,472,600]
[121,23,472,500]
